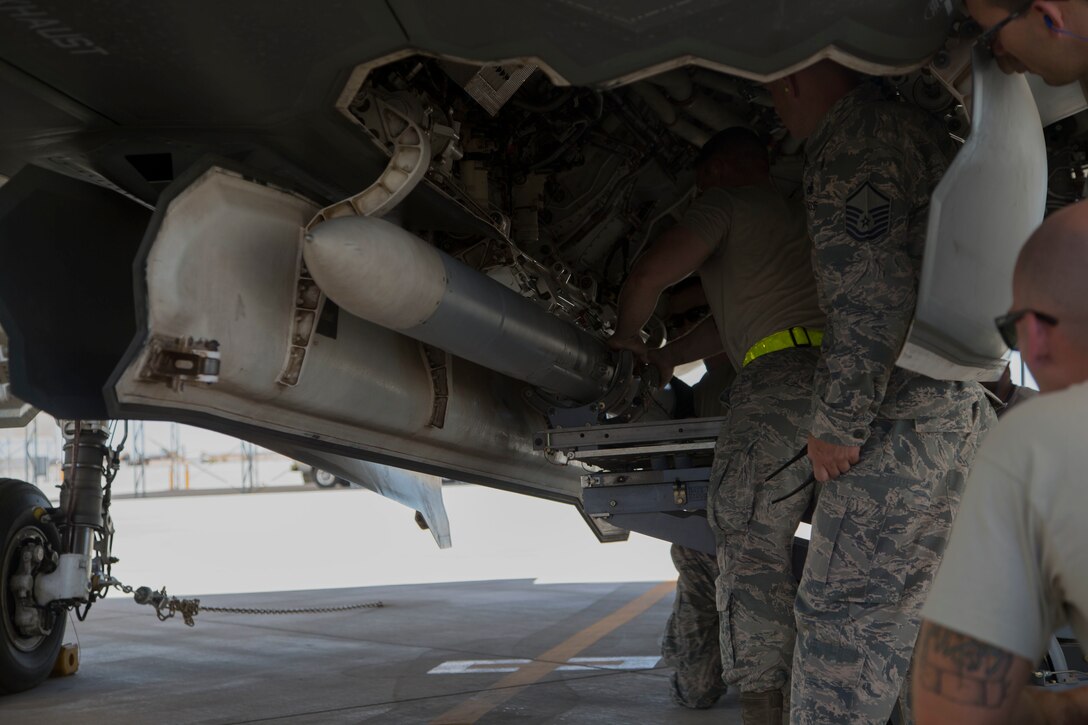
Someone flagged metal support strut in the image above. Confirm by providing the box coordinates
[34,420,123,611]
[59,421,109,555]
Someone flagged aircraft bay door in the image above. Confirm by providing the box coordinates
[898,47,1047,381]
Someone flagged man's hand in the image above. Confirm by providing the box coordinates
[807,435,860,482]
[607,333,649,361]
[646,347,674,384]
[611,224,715,363]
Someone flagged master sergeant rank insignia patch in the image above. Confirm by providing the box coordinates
[844,181,891,242]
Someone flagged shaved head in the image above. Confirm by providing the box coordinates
[1014,201,1088,315]
[765,60,864,140]
[1012,200,1088,391]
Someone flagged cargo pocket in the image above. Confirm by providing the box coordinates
[912,415,976,519]
[708,441,759,536]
[816,476,927,606]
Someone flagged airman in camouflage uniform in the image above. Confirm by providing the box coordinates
[707,344,820,720]
[896,362,1033,725]
[609,128,826,722]
[774,74,995,724]
[661,362,734,709]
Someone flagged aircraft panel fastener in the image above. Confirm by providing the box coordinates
[138,336,221,392]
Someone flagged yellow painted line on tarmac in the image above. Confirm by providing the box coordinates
[429,580,675,725]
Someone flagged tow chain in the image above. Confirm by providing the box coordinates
[99,577,384,628]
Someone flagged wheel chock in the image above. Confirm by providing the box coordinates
[50,643,79,678]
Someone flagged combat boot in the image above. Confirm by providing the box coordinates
[740,689,783,725]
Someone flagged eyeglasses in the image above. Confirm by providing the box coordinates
[994,308,1058,349]
[976,0,1035,54]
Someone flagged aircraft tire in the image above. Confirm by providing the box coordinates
[0,479,65,695]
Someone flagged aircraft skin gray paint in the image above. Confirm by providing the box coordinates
[0,1,1042,543]
[0,1,951,199]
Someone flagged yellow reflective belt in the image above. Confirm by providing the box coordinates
[742,327,824,367]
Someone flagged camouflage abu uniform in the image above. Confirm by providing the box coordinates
[663,543,727,708]
[896,378,1033,724]
[791,82,995,724]
[709,345,821,698]
[662,364,735,708]
[691,187,825,700]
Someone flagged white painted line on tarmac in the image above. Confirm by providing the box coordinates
[559,656,661,671]
[428,655,661,675]
[429,660,532,674]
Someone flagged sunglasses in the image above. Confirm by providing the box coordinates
[994,308,1059,350]
[976,0,1035,54]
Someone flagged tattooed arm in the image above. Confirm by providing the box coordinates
[913,621,1088,725]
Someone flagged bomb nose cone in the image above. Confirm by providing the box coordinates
[304,216,446,330]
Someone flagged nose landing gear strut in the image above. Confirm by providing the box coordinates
[0,419,123,694]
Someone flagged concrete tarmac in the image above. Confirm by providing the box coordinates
[0,485,740,723]
[3,580,739,724]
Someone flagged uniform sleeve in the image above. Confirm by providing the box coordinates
[921,438,1053,661]
[680,189,732,251]
[808,140,922,446]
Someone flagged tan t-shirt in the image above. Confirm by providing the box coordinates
[682,184,825,368]
[922,383,1088,661]
[692,364,737,418]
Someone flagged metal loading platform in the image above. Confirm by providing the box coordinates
[536,417,726,555]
